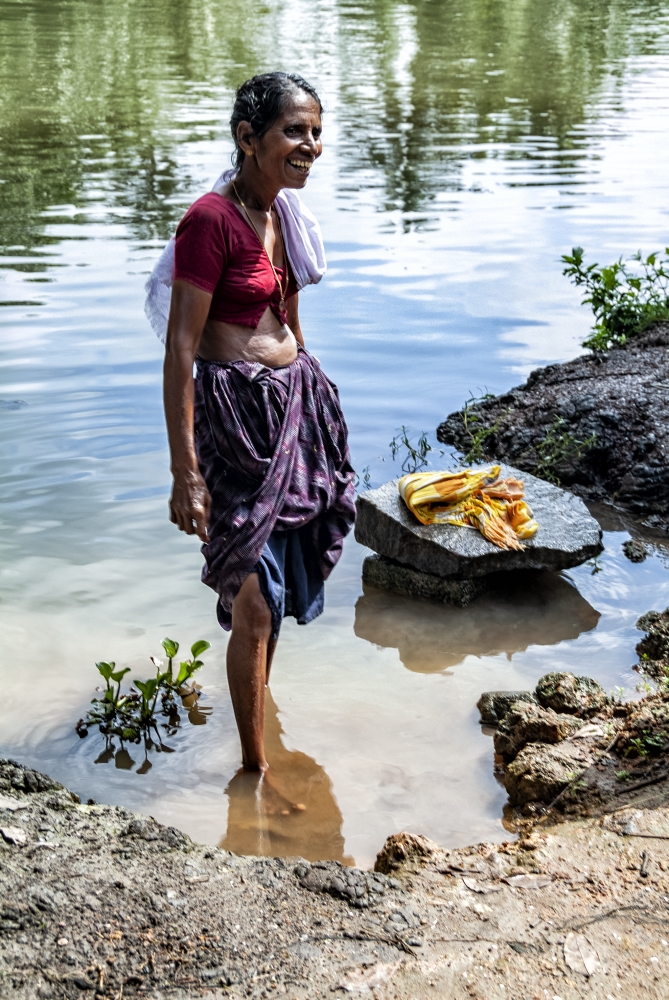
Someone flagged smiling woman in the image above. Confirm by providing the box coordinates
[162,73,356,785]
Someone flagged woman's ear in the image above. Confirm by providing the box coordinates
[236,121,255,158]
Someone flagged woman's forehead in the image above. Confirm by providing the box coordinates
[277,92,321,124]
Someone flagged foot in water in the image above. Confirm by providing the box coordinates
[246,767,306,815]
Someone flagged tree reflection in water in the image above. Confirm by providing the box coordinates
[220,690,353,864]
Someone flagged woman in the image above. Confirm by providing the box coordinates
[162,73,356,775]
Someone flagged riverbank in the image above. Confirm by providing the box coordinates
[437,322,669,526]
[3,753,669,999]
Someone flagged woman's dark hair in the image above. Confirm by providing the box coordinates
[230,72,322,169]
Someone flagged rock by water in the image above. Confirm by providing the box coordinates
[437,321,669,524]
[355,464,603,580]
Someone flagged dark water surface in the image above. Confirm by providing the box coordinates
[2,0,669,866]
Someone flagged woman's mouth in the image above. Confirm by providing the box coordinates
[287,158,312,174]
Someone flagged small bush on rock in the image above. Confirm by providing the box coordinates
[562,246,669,351]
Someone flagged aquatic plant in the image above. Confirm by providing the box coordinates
[562,246,669,351]
[389,425,433,473]
[353,465,372,491]
[76,638,211,768]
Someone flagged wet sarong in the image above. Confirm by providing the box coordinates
[193,348,356,633]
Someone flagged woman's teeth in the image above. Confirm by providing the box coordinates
[288,159,311,173]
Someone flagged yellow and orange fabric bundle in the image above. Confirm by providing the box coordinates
[398,465,539,551]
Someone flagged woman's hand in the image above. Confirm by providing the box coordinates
[163,279,213,543]
[169,468,211,542]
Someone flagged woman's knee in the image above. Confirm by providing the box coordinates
[232,576,272,638]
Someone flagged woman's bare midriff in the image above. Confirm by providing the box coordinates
[197,305,298,368]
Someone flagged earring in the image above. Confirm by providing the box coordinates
[245,149,253,157]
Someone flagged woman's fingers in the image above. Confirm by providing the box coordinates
[169,477,211,540]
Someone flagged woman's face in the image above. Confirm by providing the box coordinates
[240,91,323,189]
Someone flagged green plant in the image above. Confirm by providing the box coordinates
[530,417,596,485]
[562,246,669,351]
[457,393,500,464]
[625,737,648,758]
[624,729,667,758]
[353,465,372,491]
[389,425,433,474]
[76,638,212,765]
[615,770,631,782]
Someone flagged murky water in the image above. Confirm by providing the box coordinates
[2,0,669,867]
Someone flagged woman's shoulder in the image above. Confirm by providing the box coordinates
[180,191,239,226]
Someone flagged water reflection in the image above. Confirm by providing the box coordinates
[220,690,352,863]
[2,0,669,256]
[354,571,600,673]
[337,0,669,217]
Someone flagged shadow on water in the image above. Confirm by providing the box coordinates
[220,690,353,864]
[354,570,600,673]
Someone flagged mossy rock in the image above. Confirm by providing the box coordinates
[535,672,607,717]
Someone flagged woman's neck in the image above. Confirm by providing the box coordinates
[232,163,280,213]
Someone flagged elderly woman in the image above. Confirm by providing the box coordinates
[162,73,355,775]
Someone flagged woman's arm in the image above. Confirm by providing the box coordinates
[286,292,304,347]
[163,279,213,542]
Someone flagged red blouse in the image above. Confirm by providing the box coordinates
[174,193,297,328]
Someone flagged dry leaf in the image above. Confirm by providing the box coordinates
[503,874,551,889]
[564,932,598,976]
[0,794,25,812]
[570,723,605,740]
[462,877,502,894]
[0,826,27,846]
[339,961,400,992]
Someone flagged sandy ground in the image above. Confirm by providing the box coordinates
[3,757,669,1000]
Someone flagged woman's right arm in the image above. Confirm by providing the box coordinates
[163,279,213,542]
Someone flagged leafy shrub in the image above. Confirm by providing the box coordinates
[562,246,669,351]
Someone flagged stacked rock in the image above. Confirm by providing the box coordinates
[354,464,603,606]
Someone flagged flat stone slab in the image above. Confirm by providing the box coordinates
[362,554,487,607]
[355,464,603,579]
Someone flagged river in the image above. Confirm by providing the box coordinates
[2,0,669,866]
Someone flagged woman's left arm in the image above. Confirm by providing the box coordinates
[286,293,304,347]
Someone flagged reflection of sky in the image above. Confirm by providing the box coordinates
[2,0,669,864]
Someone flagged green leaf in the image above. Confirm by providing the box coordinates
[175,663,190,687]
[161,638,179,659]
[134,679,158,700]
[111,667,131,683]
[190,640,211,659]
[96,661,115,681]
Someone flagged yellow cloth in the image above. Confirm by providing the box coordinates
[398,465,539,551]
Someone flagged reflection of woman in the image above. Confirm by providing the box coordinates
[162,73,355,774]
[221,690,353,863]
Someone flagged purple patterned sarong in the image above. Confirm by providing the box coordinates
[193,348,356,631]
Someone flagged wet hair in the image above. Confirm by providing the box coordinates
[230,72,323,169]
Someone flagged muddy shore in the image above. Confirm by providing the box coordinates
[3,742,669,1000]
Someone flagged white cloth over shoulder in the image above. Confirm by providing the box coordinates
[144,169,327,344]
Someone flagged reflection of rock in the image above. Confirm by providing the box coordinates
[355,468,603,580]
[220,690,353,864]
[354,571,600,673]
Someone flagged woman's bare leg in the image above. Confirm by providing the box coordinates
[227,573,273,771]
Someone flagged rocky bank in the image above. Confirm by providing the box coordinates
[437,322,669,525]
[4,715,669,999]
